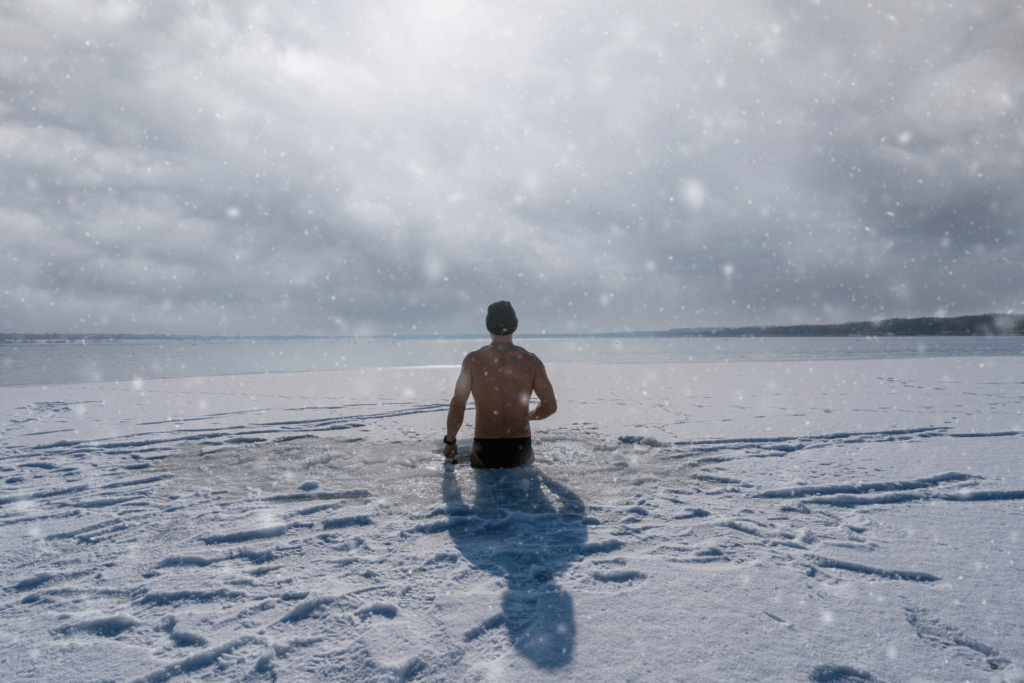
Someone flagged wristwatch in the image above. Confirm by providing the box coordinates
[443,435,457,446]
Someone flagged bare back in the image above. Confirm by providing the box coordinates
[454,342,556,439]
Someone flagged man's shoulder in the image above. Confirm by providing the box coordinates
[463,347,489,364]
[509,345,544,369]
[516,345,540,360]
[464,343,543,365]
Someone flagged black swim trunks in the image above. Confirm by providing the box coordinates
[470,437,533,469]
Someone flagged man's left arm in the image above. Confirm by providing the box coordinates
[527,360,557,421]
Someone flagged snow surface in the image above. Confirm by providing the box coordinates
[2,357,1023,682]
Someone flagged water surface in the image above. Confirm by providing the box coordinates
[2,335,1022,386]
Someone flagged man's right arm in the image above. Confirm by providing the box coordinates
[444,358,473,459]
[527,360,557,422]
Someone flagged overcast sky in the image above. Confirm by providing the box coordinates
[2,0,1022,336]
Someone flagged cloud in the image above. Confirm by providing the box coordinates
[1,0,1022,335]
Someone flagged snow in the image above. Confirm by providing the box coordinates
[2,357,1023,682]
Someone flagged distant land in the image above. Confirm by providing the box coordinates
[2,313,1022,343]
[662,313,1024,338]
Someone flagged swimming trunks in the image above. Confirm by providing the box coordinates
[470,437,533,469]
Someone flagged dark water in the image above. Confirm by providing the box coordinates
[2,335,1022,386]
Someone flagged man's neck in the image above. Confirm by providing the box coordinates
[489,334,514,346]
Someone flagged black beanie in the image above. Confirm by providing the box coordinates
[486,301,518,335]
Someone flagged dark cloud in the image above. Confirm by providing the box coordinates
[2,0,1022,335]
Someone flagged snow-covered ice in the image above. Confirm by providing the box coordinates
[2,357,1023,681]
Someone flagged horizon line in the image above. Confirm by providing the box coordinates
[3,312,1021,341]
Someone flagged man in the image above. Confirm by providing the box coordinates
[443,301,557,468]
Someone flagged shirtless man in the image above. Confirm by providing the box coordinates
[443,301,557,468]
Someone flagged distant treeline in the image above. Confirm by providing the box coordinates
[3,313,1023,342]
[0,333,333,343]
[664,314,1024,338]
[1,333,174,342]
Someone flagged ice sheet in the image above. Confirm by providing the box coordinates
[1,358,1022,681]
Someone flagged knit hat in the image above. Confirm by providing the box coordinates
[485,301,518,335]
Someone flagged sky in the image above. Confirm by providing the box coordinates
[2,0,1023,336]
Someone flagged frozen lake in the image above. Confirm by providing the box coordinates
[2,334,1023,386]
[1,354,1022,681]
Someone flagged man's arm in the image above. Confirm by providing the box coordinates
[444,359,472,460]
[527,360,557,422]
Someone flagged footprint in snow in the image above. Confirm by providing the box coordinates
[592,569,645,583]
[809,664,886,682]
[906,606,1011,671]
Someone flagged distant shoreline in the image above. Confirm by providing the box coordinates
[2,313,1022,343]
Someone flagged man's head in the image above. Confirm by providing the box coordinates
[486,301,518,336]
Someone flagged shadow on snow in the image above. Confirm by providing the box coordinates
[441,465,588,669]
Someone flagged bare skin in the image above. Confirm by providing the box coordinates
[443,333,557,465]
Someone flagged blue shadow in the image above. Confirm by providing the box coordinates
[441,466,587,668]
